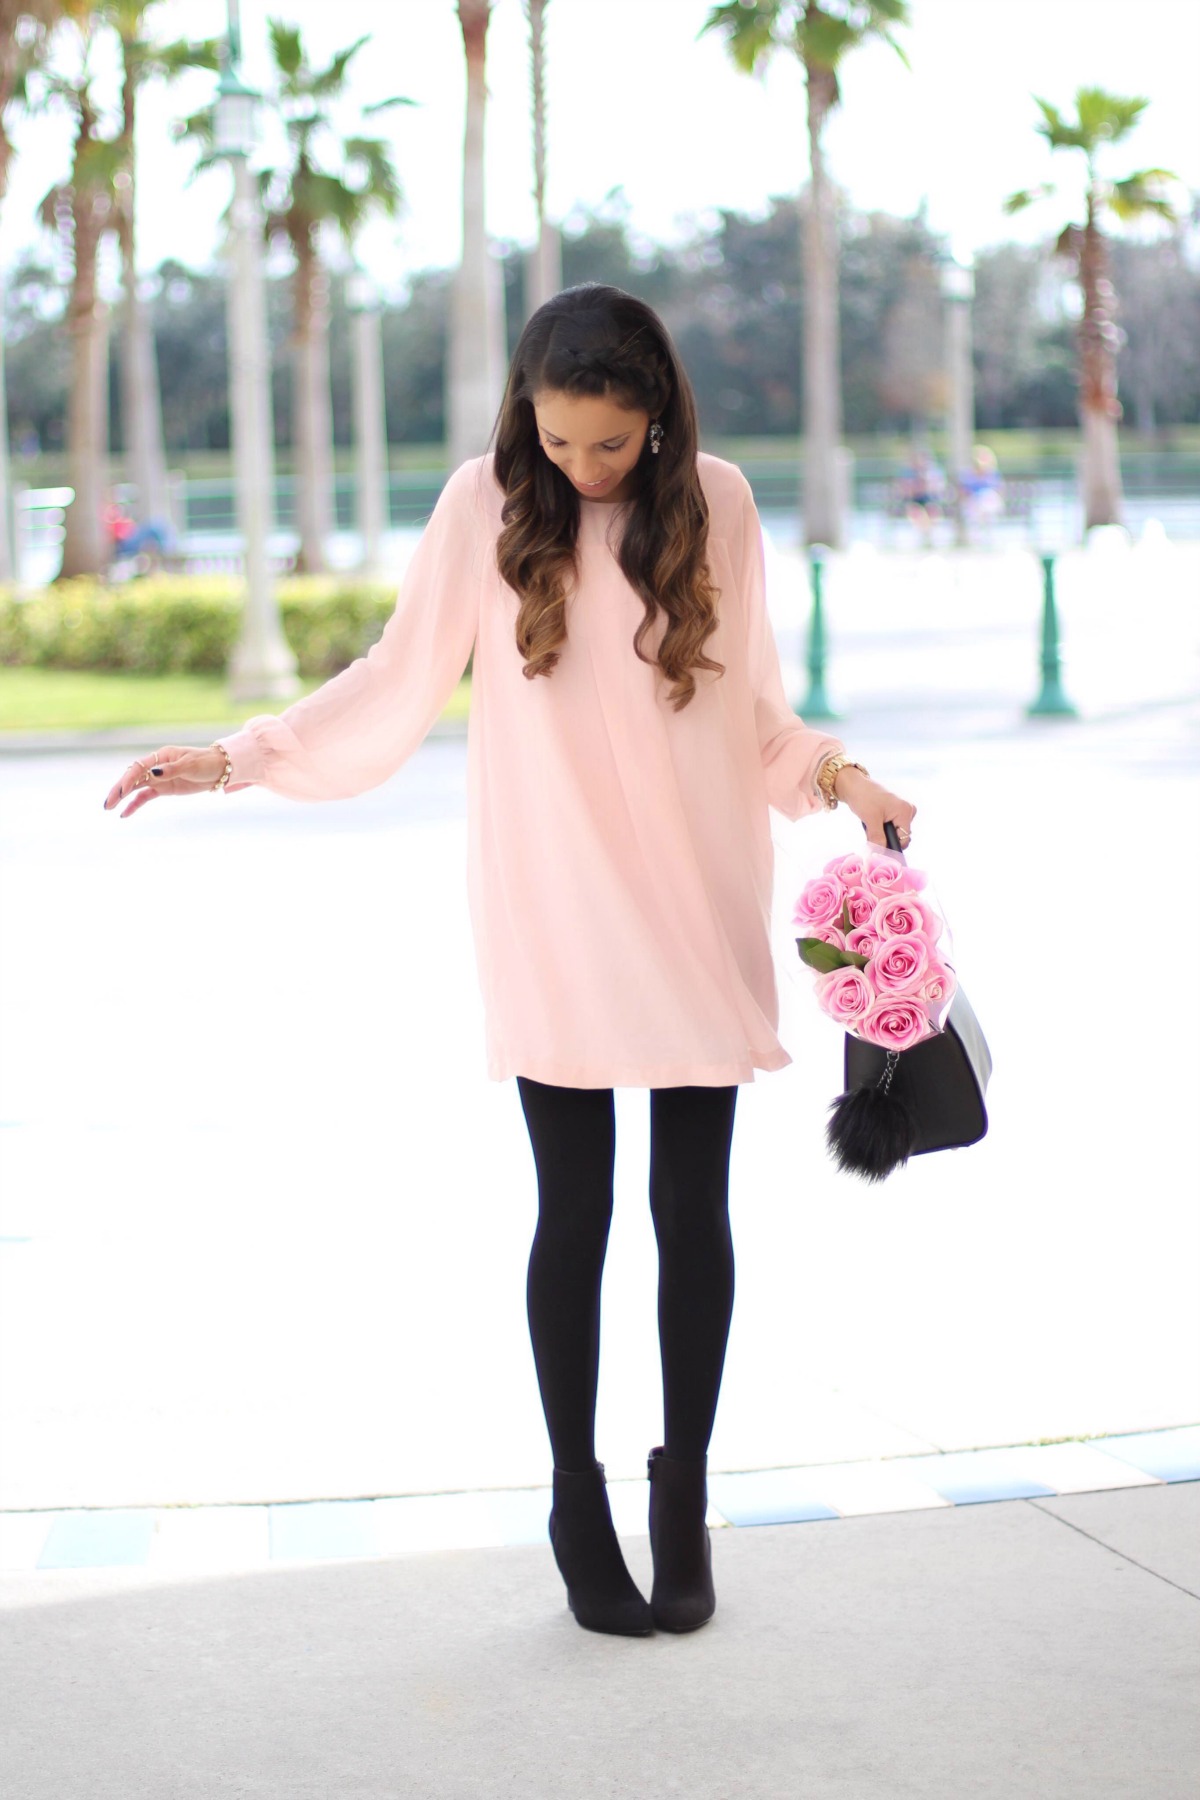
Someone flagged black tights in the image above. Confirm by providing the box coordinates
[516,1076,738,1472]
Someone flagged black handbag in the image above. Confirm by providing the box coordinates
[823,821,992,1183]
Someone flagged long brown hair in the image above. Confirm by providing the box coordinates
[491,284,724,711]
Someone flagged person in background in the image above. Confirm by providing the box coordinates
[104,492,172,575]
[896,448,946,548]
[958,445,1005,546]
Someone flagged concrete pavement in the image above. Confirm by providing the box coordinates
[2,1481,1197,1797]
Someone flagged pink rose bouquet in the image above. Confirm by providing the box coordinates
[793,847,956,1050]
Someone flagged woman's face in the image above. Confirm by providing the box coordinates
[531,388,651,503]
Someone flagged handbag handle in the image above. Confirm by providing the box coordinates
[863,819,907,854]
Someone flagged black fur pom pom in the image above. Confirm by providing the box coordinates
[826,1083,919,1182]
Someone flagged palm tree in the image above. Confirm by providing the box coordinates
[524,0,560,316]
[30,6,123,577]
[261,21,408,572]
[1003,87,1181,531]
[702,0,911,548]
[108,0,217,534]
[177,21,408,572]
[0,0,59,580]
[448,0,506,471]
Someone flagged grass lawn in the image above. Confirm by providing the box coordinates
[0,666,472,734]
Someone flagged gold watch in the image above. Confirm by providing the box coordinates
[816,753,870,811]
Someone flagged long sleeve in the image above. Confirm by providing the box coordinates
[736,476,844,820]
[216,458,485,802]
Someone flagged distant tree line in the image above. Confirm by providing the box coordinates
[5,188,1199,462]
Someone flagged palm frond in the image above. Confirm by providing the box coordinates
[267,17,304,82]
[802,10,860,69]
[1108,170,1182,223]
[342,134,402,210]
[309,35,370,99]
[699,1,780,74]
[362,95,417,115]
[141,36,222,81]
[1032,95,1088,151]
[1002,183,1055,216]
[877,27,912,72]
[1075,85,1148,144]
[173,103,215,152]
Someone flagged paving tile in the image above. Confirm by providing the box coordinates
[0,1511,54,1571]
[889,1448,1059,1505]
[707,1468,841,1527]
[774,1459,954,1518]
[373,1488,552,1554]
[1018,1441,1162,1495]
[145,1505,271,1572]
[267,1500,378,1563]
[37,1509,156,1569]
[1093,1425,1200,1483]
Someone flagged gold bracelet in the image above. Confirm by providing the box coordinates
[816,753,870,811]
[211,742,233,791]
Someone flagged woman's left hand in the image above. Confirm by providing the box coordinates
[833,767,917,849]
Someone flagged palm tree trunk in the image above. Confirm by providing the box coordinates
[292,236,333,573]
[120,281,169,523]
[802,55,843,549]
[525,0,561,315]
[117,45,170,529]
[0,292,13,582]
[1077,198,1125,530]
[60,196,109,579]
[0,115,13,582]
[449,0,506,470]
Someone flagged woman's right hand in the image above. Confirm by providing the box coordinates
[102,745,228,819]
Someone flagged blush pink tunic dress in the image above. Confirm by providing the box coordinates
[216,451,846,1087]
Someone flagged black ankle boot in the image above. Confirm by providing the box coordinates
[647,1445,716,1632]
[548,1461,654,1636]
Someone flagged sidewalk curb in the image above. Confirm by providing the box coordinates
[4,1425,1197,1575]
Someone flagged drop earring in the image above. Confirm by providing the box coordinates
[649,420,663,455]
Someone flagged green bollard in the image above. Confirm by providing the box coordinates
[800,542,839,721]
[1027,552,1078,718]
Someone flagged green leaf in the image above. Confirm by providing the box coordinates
[841,897,852,933]
[797,936,870,975]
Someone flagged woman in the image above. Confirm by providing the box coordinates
[102,285,915,1639]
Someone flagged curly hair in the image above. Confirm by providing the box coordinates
[491,284,724,712]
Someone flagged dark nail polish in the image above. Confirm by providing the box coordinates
[150,766,163,776]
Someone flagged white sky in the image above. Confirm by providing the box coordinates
[4,0,1198,302]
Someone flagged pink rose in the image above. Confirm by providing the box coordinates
[870,891,942,943]
[815,966,874,1025]
[917,957,957,1027]
[825,852,866,887]
[870,935,931,991]
[845,887,877,928]
[918,957,954,1003]
[862,850,927,896]
[792,874,844,929]
[858,993,932,1051]
[847,925,881,960]
[815,925,848,950]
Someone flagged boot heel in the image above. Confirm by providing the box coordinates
[548,1461,654,1637]
[647,1444,716,1632]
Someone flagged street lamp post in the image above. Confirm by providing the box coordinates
[345,271,388,574]
[214,27,299,702]
[941,258,975,550]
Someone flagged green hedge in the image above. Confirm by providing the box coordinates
[0,577,410,678]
